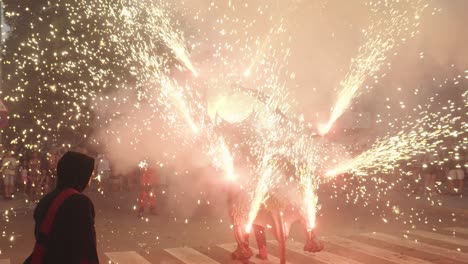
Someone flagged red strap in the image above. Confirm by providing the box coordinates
[31,188,79,264]
[39,188,79,234]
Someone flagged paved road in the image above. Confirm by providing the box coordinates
[1,189,468,264]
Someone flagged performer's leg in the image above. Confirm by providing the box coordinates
[303,228,324,252]
[253,225,268,259]
[138,189,147,216]
[149,186,157,215]
[272,211,286,264]
[231,225,253,260]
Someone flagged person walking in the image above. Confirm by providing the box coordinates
[28,152,42,199]
[447,147,465,195]
[19,160,29,194]
[47,150,59,189]
[24,151,99,264]
[138,163,159,217]
[2,150,19,199]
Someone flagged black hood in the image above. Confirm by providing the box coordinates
[56,151,95,192]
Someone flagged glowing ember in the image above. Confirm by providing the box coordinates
[318,123,332,136]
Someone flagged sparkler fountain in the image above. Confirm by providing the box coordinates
[320,0,428,135]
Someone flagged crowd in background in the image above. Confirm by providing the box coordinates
[408,143,467,196]
[0,145,153,201]
[0,146,63,200]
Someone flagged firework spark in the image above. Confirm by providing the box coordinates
[208,136,237,182]
[245,156,277,233]
[327,111,460,177]
[324,0,428,134]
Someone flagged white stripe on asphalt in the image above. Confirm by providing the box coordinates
[268,240,363,264]
[361,233,468,263]
[443,226,468,236]
[165,247,220,264]
[218,243,289,264]
[0,259,10,264]
[409,230,468,247]
[105,251,151,264]
[325,236,433,264]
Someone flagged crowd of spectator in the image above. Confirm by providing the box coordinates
[0,145,146,201]
[409,143,467,196]
[0,145,64,200]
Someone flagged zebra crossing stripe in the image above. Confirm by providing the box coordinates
[409,230,468,247]
[165,247,220,264]
[325,236,433,264]
[218,243,289,264]
[0,259,11,264]
[443,226,468,236]
[268,240,363,264]
[105,251,151,264]
[361,233,468,263]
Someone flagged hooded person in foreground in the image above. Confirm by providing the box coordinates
[24,151,99,264]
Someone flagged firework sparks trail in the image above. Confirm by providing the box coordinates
[82,0,197,84]
[300,172,318,230]
[117,2,198,77]
[245,156,277,233]
[322,0,428,135]
[326,112,461,177]
[290,136,323,231]
[160,79,200,134]
[144,6,198,77]
[243,23,286,78]
[207,136,237,181]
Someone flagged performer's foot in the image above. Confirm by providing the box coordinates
[255,246,268,260]
[231,246,253,260]
[304,237,324,253]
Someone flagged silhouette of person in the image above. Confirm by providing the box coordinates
[25,151,99,264]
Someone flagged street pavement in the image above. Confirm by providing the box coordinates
[1,188,468,264]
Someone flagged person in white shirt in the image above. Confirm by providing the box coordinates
[2,151,19,199]
[19,160,29,194]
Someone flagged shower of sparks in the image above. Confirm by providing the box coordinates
[298,167,319,230]
[115,1,198,76]
[160,79,200,134]
[2,0,467,247]
[245,156,277,233]
[207,136,237,181]
[243,22,286,78]
[324,0,429,135]
[327,109,465,177]
[143,6,199,77]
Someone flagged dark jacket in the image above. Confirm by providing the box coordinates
[25,151,99,264]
